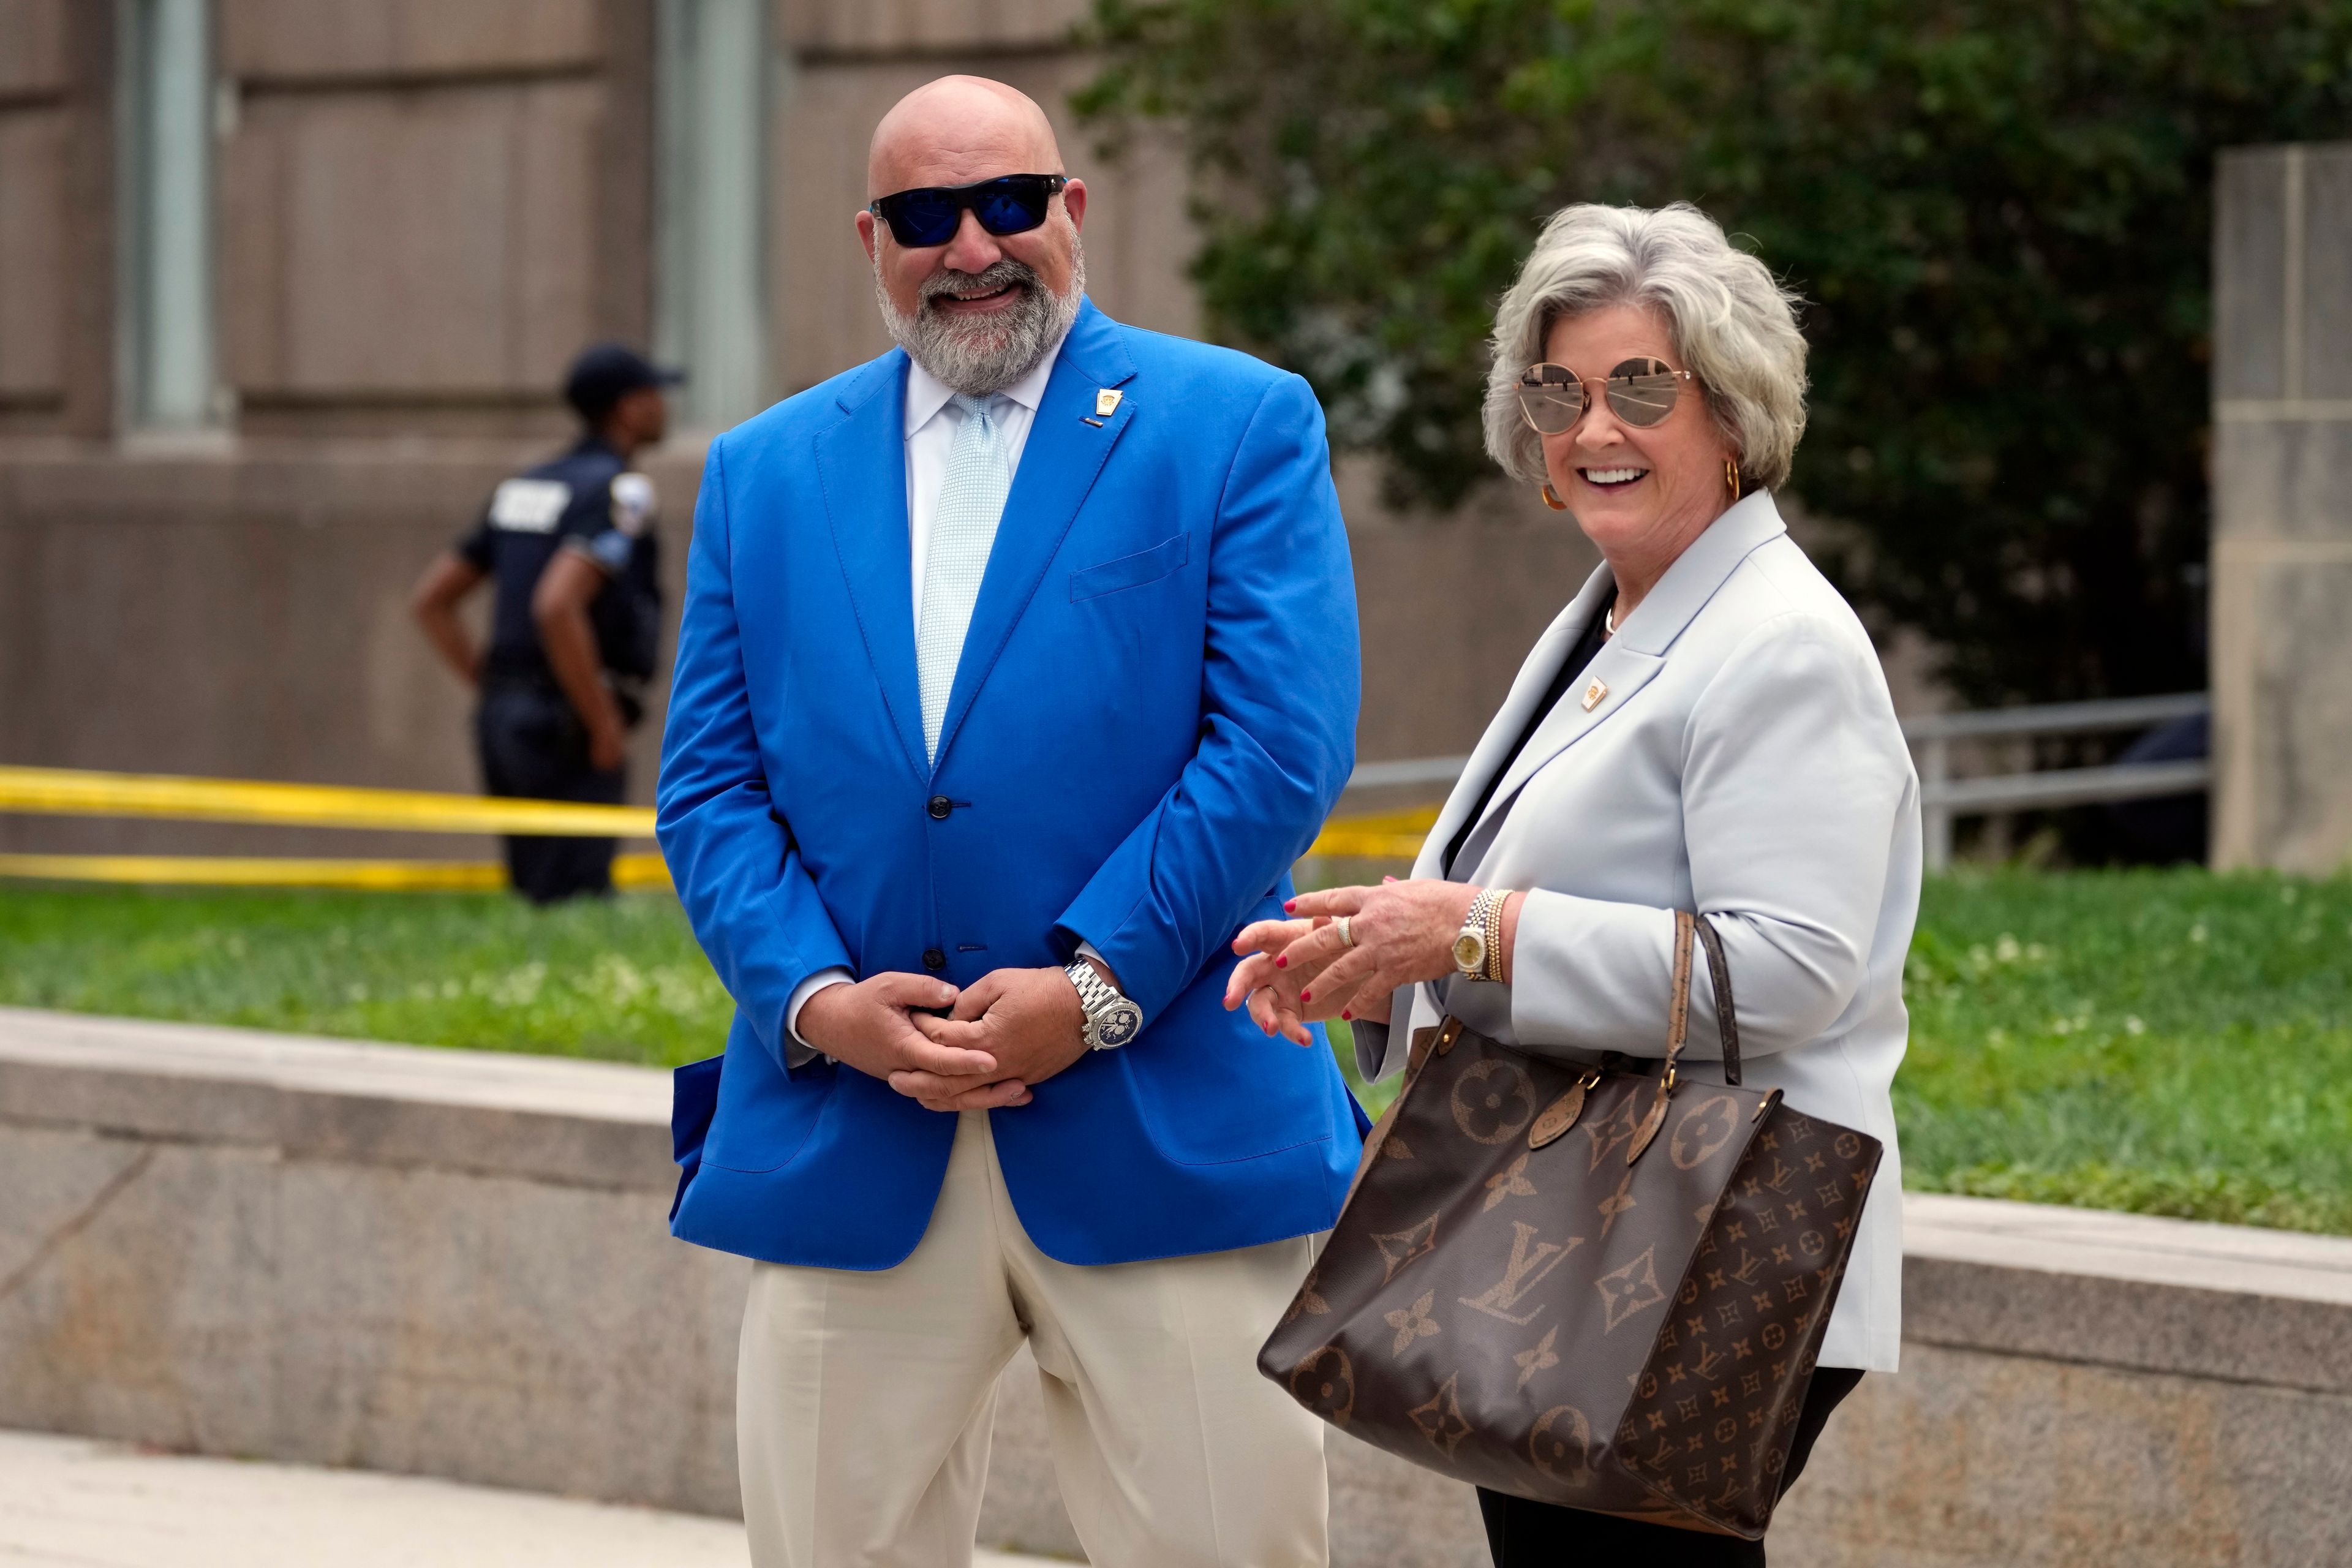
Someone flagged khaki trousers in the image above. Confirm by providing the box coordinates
[737,1110,1331,1568]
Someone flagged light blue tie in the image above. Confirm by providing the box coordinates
[916,394,1012,763]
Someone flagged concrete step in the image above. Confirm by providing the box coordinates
[11,1006,2352,1567]
[0,1429,1075,1568]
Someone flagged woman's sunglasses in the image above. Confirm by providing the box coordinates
[867,173,1070,249]
[1515,358,1697,435]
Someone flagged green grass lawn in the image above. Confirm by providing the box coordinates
[3,869,2348,1234]
[1891,870,2352,1234]
[0,887,733,1068]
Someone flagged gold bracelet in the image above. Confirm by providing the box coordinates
[1482,888,1512,981]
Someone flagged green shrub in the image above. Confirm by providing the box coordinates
[1080,0,2352,704]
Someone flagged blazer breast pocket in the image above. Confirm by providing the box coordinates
[1069,531,1191,602]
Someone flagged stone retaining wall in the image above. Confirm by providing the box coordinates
[3,1007,2347,1566]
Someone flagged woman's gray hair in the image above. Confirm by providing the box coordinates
[1482,202,1808,492]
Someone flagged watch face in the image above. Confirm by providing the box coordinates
[1453,932,1487,973]
[1097,1000,1143,1049]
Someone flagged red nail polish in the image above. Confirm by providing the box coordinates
[1274,955,1287,968]
[1300,990,1312,1002]
[1341,1009,1352,1020]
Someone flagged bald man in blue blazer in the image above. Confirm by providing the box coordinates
[657,75,1362,1568]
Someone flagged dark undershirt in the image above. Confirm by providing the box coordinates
[1442,594,1616,877]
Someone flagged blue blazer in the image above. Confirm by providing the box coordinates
[658,300,1366,1269]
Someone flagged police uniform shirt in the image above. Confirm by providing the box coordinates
[456,435,663,693]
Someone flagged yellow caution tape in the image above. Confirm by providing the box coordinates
[0,764,1435,888]
[1304,804,1439,862]
[4,832,1414,888]
[1304,832,1434,859]
[0,851,673,892]
[609,853,673,889]
[0,765,656,837]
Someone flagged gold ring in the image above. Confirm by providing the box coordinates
[1335,915,1355,949]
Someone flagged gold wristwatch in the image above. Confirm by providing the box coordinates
[1452,888,1510,982]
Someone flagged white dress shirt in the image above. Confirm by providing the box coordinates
[784,325,1079,1056]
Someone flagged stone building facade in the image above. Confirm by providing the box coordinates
[0,0,1597,859]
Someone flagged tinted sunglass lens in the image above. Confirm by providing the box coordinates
[1520,392,1575,434]
[1515,370,1585,435]
[1604,359,1681,426]
[973,184,1050,236]
[888,192,962,247]
[1605,377,1679,426]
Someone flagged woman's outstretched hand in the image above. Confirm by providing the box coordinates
[1223,916,1322,1045]
[1226,878,1486,1039]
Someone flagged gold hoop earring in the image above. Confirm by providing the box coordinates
[1725,459,1741,500]
[1540,483,1568,511]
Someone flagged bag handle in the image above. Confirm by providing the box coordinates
[1662,910,1743,1088]
[1662,910,1695,1090]
[1630,911,1744,1163]
[1692,912,1742,1086]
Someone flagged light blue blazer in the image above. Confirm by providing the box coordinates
[658,300,1366,1270]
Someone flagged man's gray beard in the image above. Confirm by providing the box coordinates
[875,244,1086,397]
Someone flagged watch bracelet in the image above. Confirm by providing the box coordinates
[1065,958,1124,1047]
[1454,892,1486,978]
[1460,888,1499,981]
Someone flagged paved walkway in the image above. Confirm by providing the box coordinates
[0,1430,1071,1567]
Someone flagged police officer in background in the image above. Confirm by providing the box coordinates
[410,344,678,902]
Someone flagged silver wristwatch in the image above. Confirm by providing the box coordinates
[1065,959,1144,1050]
[1453,888,1510,982]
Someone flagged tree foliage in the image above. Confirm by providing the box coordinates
[1080,0,2352,703]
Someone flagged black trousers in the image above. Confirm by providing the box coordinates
[1479,1368,1864,1567]
[475,680,626,905]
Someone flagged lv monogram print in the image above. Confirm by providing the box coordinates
[1259,1023,1882,1542]
[1594,1243,1670,1332]
[1459,1220,1583,1325]
[1370,1212,1442,1283]
[1484,1152,1539,1211]
[1613,1107,1879,1535]
[1452,1058,1538,1144]
[1385,1291,1443,1354]
[1409,1373,1475,1457]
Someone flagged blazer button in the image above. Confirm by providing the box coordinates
[922,948,948,971]
[927,795,953,820]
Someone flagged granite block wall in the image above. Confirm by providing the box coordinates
[6,1010,2351,1568]
[2211,143,2352,873]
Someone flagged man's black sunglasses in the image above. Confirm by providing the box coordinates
[868,174,1070,249]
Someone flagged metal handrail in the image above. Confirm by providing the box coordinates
[1344,689,2212,873]
[1902,692,2208,744]
[1923,759,2211,813]
[1344,754,1471,791]
[1909,690,2207,870]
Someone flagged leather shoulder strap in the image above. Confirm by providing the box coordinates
[1691,913,1743,1085]
[1665,910,1695,1075]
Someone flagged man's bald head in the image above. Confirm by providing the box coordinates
[858,75,1087,397]
[867,77,1063,201]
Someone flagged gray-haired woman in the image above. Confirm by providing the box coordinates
[1229,202,1920,1566]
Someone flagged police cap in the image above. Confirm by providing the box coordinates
[565,342,684,423]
